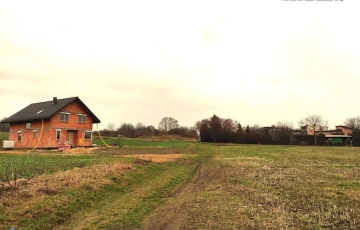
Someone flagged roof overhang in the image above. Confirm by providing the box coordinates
[325,135,352,138]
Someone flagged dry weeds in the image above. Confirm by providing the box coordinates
[0,162,133,220]
[122,153,184,162]
[142,147,360,229]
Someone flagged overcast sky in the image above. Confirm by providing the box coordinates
[1,0,359,130]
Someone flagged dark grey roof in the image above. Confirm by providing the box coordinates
[1,97,100,124]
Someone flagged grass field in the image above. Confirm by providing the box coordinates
[0,133,189,150]
[1,142,360,229]
[0,154,130,183]
[92,136,190,147]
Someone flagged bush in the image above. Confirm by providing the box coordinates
[352,129,360,147]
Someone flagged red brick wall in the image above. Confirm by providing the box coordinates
[335,126,353,135]
[9,120,52,148]
[8,101,95,149]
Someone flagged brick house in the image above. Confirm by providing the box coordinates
[300,125,329,135]
[331,125,353,135]
[0,97,100,148]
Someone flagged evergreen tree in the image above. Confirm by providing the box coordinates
[237,123,243,133]
[200,123,210,142]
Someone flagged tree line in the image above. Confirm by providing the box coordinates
[2,114,360,146]
[195,115,293,145]
[195,114,360,146]
[97,117,197,139]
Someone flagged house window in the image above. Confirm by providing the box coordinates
[60,112,70,121]
[25,123,31,129]
[84,131,92,140]
[56,130,61,140]
[33,130,38,138]
[17,131,22,142]
[78,114,86,123]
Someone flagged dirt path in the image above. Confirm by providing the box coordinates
[140,161,229,230]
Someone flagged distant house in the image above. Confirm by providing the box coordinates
[325,125,353,146]
[0,97,100,149]
[300,125,353,136]
[329,125,353,136]
[292,125,353,146]
[300,125,329,135]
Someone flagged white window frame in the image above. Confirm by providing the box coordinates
[33,130,38,138]
[84,131,92,140]
[77,114,87,123]
[56,129,61,140]
[17,131,22,142]
[60,112,70,122]
[25,122,31,129]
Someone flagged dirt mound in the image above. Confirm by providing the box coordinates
[63,147,99,154]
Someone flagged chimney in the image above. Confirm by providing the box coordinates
[53,97,57,105]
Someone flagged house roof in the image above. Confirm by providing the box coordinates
[335,125,353,129]
[1,97,100,124]
[325,135,352,138]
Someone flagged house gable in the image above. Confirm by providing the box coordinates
[49,100,94,130]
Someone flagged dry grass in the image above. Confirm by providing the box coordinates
[0,162,132,220]
[0,151,184,228]
[3,144,360,229]
[214,147,360,229]
[143,145,360,229]
[96,146,185,155]
[122,153,185,162]
[0,150,27,154]
[19,162,130,193]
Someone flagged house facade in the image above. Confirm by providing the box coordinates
[1,97,100,149]
[300,125,329,135]
[332,125,353,135]
[300,125,353,136]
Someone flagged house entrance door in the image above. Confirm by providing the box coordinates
[66,131,76,147]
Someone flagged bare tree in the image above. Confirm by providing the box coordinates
[344,116,360,129]
[145,125,158,136]
[221,118,238,132]
[136,122,146,136]
[250,124,262,131]
[136,122,146,130]
[107,123,115,131]
[158,117,179,132]
[118,123,136,137]
[271,121,294,145]
[298,114,328,146]
[275,121,293,129]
